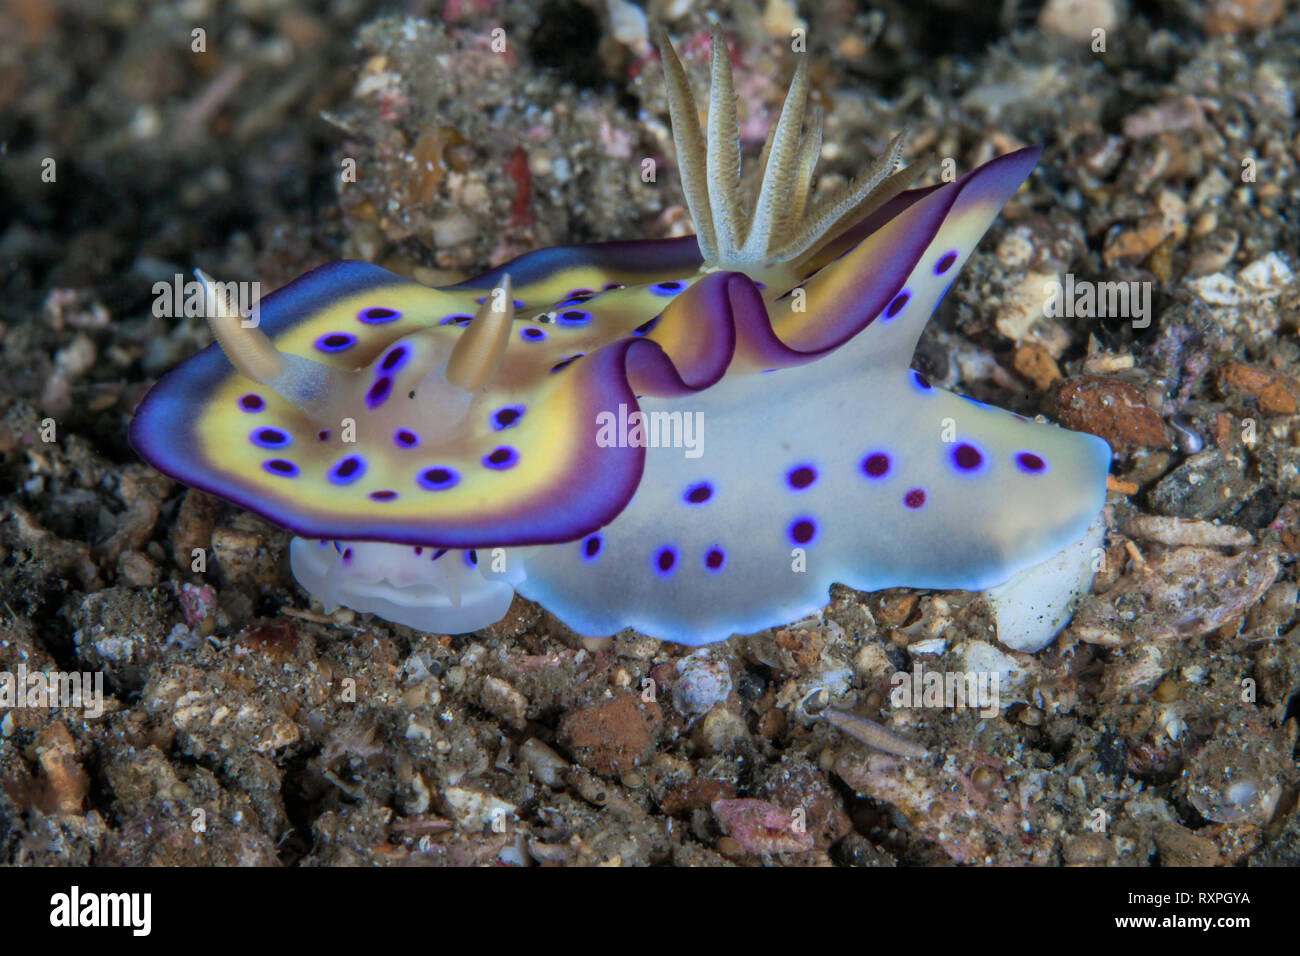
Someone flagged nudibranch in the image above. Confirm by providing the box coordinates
[130,27,1111,647]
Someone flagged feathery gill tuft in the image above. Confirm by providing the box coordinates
[653,25,922,274]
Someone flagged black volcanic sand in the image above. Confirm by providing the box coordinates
[0,0,1297,866]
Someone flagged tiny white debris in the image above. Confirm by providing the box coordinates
[405,715,433,741]
[1180,663,1207,683]
[996,270,1059,342]
[908,637,948,656]
[951,640,1032,699]
[519,738,569,787]
[672,649,733,718]
[1237,252,1294,297]
[355,71,400,97]
[442,785,517,831]
[430,213,477,248]
[1159,706,1186,742]
[1188,168,1232,208]
[1039,0,1118,43]
[606,0,649,51]
[1186,272,1242,307]
[93,635,137,663]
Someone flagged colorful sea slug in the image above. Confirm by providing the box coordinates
[129,27,1111,647]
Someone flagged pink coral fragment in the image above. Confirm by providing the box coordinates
[711,798,814,854]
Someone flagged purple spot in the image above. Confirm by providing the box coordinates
[250,427,290,448]
[417,467,459,491]
[884,290,910,320]
[483,446,518,470]
[440,314,474,326]
[366,376,393,408]
[935,251,958,275]
[1017,452,1046,473]
[704,547,726,572]
[861,453,891,478]
[653,547,677,575]
[953,443,984,471]
[650,281,683,297]
[904,488,927,509]
[464,550,478,567]
[329,455,365,485]
[315,332,356,352]
[380,346,409,372]
[492,405,524,430]
[263,458,298,477]
[358,306,400,324]
[521,327,546,342]
[912,370,932,392]
[557,308,592,326]
[342,547,353,562]
[787,464,816,490]
[633,316,660,336]
[550,354,583,373]
[317,429,330,441]
[394,429,419,448]
[414,546,423,555]
[369,489,397,501]
[685,482,713,504]
[565,288,595,300]
[582,535,601,561]
[603,282,623,291]
[431,548,448,561]
[789,518,816,545]
[239,393,264,412]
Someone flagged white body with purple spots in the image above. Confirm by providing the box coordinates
[290,226,1111,646]
[282,137,1112,647]
[290,350,1109,646]
[516,360,1110,644]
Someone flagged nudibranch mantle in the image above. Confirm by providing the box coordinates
[130,27,1111,647]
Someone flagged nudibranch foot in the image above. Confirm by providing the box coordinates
[288,538,523,635]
